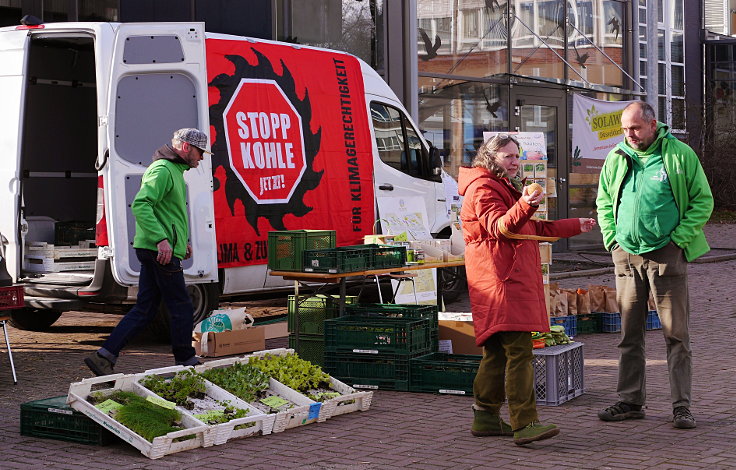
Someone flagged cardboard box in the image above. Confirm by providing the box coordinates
[438,312,482,355]
[193,326,265,357]
[258,321,288,340]
[539,242,552,264]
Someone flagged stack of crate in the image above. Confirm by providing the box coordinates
[323,304,438,391]
[267,230,336,272]
[23,240,96,273]
[287,294,357,366]
[407,343,585,407]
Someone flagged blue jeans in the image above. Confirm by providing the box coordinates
[99,249,197,365]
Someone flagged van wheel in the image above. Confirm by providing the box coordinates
[9,308,62,330]
[149,283,220,342]
[439,266,466,303]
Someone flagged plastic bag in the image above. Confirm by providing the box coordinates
[193,307,254,333]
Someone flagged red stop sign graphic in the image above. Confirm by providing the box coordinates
[223,79,306,204]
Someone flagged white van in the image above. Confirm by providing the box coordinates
[0,21,457,332]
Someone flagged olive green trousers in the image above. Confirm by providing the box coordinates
[473,331,537,430]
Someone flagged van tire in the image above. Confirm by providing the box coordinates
[9,308,62,330]
[149,283,220,342]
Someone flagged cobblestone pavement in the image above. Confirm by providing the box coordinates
[1,224,736,469]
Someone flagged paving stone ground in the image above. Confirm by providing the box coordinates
[1,224,736,469]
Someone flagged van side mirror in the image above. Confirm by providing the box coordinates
[430,146,442,176]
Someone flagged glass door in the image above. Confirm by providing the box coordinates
[509,87,569,250]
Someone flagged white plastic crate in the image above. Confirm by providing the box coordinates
[195,348,369,423]
[24,241,96,272]
[26,241,97,258]
[138,365,276,445]
[194,354,321,432]
[533,342,584,406]
[242,348,371,423]
[317,377,372,421]
[66,374,211,459]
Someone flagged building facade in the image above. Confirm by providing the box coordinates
[0,0,704,249]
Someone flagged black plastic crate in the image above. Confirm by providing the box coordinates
[324,315,432,356]
[369,245,407,269]
[287,294,358,335]
[267,230,336,271]
[409,353,480,395]
[324,351,414,391]
[576,313,601,334]
[345,303,439,351]
[55,221,95,246]
[20,396,115,445]
[303,245,373,273]
[288,333,326,367]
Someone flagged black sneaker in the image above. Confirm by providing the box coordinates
[84,353,114,376]
[598,401,645,421]
[673,406,696,429]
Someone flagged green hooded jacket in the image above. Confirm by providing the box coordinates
[596,122,714,262]
[131,145,191,259]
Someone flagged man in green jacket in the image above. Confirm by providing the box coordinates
[85,128,210,376]
[596,101,713,429]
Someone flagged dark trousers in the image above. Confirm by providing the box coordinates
[473,331,537,430]
[99,249,197,365]
[612,242,692,409]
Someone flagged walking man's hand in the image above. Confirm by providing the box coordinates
[156,240,173,265]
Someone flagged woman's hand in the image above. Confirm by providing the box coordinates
[579,218,597,233]
[522,185,544,206]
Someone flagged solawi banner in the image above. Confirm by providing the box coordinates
[206,38,375,268]
[571,94,635,173]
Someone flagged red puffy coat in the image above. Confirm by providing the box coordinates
[458,167,581,346]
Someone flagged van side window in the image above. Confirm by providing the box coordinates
[370,102,426,179]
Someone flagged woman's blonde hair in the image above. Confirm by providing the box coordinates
[472,133,520,178]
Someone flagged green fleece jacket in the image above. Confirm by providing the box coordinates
[131,145,191,259]
[596,122,714,262]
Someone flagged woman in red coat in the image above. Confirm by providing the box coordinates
[458,134,596,445]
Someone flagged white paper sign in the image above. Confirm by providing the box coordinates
[376,196,432,240]
[376,196,436,304]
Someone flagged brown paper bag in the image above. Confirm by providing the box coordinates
[576,288,591,315]
[550,287,568,316]
[562,288,577,315]
[603,286,619,313]
[588,285,607,312]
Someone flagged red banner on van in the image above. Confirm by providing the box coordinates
[206,38,375,268]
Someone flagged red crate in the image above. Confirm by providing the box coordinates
[0,285,24,309]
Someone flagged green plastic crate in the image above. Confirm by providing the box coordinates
[287,294,358,335]
[267,230,336,271]
[369,245,407,269]
[409,353,481,395]
[20,396,115,445]
[345,303,439,351]
[324,315,432,356]
[302,245,373,273]
[576,313,601,334]
[288,333,326,367]
[324,351,413,391]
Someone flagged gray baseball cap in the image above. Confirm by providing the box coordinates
[173,128,212,154]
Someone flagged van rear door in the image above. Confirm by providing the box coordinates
[104,23,217,286]
[0,28,30,278]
